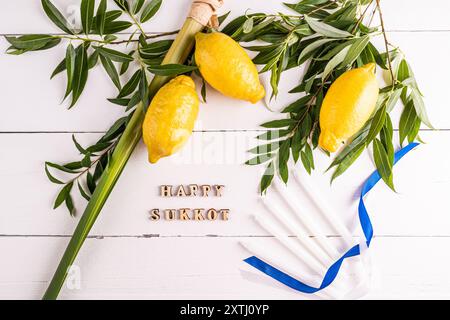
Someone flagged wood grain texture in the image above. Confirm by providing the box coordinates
[1,0,449,299]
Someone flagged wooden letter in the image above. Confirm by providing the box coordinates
[164,209,176,220]
[189,184,199,197]
[220,209,230,221]
[201,185,211,197]
[179,208,191,221]
[149,209,160,221]
[194,209,205,221]
[214,185,225,197]
[160,185,172,197]
[207,208,218,220]
[176,185,187,197]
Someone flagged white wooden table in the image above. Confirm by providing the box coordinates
[1,0,450,299]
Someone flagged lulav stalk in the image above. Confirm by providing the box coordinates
[43,0,223,300]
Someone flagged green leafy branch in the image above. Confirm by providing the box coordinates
[6,0,206,215]
[221,0,432,193]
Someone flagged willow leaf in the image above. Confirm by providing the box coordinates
[100,54,121,90]
[70,45,89,108]
[41,0,74,34]
[373,139,395,191]
[64,44,76,100]
[298,38,335,64]
[305,15,353,38]
[322,45,350,80]
[341,35,370,67]
[141,0,162,23]
[81,0,95,34]
[410,88,433,129]
[96,0,107,36]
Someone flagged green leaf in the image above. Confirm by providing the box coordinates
[65,194,76,216]
[126,91,141,111]
[70,44,89,108]
[104,21,132,34]
[140,0,162,23]
[45,163,64,184]
[410,88,433,129]
[102,116,127,141]
[243,17,254,33]
[117,70,141,98]
[108,98,130,106]
[64,44,76,100]
[96,0,108,36]
[366,103,387,144]
[298,38,335,64]
[385,88,402,113]
[88,49,100,69]
[86,142,112,153]
[260,162,274,194]
[100,54,121,90]
[305,15,353,38]
[261,119,295,128]
[367,42,387,69]
[331,143,365,182]
[95,46,134,62]
[301,143,314,174]
[147,64,197,76]
[340,35,370,67]
[113,0,129,11]
[140,40,172,57]
[86,171,96,194]
[397,59,409,82]
[81,0,95,34]
[72,134,87,154]
[46,161,79,174]
[78,182,91,201]
[6,35,56,50]
[133,0,145,13]
[281,95,312,113]
[201,78,207,103]
[373,138,395,191]
[291,129,303,163]
[41,0,74,34]
[380,114,394,164]
[277,140,291,183]
[54,182,73,209]
[218,11,231,25]
[399,99,418,146]
[322,45,350,80]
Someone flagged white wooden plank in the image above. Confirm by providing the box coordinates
[1,31,449,131]
[1,0,449,34]
[0,131,448,237]
[0,236,449,299]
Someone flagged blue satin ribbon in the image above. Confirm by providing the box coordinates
[244,142,419,294]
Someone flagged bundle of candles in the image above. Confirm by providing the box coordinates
[240,169,370,299]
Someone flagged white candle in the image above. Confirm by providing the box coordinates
[272,178,341,258]
[261,196,332,267]
[292,170,353,246]
[254,214,327,274]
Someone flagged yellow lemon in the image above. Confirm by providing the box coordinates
[195,32,265,104]
[319,63,379,152]
[143,75,199,163]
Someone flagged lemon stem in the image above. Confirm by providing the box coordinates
[42,17,205,300]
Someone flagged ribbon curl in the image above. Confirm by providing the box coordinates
[244,142,419,294]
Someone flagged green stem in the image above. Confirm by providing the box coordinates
[43,18,204,300]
